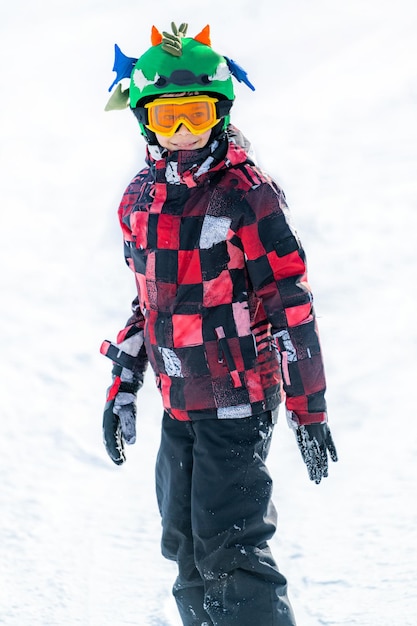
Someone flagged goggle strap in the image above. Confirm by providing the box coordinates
[132,107,147,124]
[216,99,233,118]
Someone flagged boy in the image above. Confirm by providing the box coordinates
[101,22,337,626]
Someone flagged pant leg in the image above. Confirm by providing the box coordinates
[155,412,214,626]
[191,413,297,626]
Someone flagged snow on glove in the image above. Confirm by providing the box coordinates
[103,364,143,465]
[295,423,338,484]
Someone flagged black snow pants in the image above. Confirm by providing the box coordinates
[155,411,297,626]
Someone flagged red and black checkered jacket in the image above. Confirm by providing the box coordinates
[101,129,327,425]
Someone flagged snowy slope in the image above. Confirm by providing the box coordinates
[1,1,417,624]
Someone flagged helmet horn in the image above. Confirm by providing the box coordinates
[194,25,211,47]
[151,26,163,46]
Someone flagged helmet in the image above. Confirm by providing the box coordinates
[105,23,255,140]
[131,24,235,106]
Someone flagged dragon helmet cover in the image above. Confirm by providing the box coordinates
[105,23,255,139]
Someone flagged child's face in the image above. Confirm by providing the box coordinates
[151,92,214,151]
[155,126,212,151]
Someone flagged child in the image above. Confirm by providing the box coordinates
[101,22,338,626]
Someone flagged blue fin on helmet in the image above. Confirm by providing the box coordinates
[108,44,138,92]
[224,56,255,91]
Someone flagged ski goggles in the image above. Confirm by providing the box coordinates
[144,95,221,136]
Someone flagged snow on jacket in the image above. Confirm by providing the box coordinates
[101,127,327,425]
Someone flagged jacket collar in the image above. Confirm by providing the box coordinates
[145,125,252,188]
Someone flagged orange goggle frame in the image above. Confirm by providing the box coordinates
[144,96,220,136]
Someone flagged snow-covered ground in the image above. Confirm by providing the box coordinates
[1,1,417,624]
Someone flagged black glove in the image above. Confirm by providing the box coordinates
[103,364,143,465]
[295,423,338,484]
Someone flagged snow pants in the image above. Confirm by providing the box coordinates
[155,411,297,626]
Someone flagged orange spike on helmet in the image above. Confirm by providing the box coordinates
[151,26,163,46]
[193,25,211,46]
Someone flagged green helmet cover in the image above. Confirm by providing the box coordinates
[130,32,234,107]
[105,23,255,139]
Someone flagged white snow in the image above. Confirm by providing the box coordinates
[1,1,417,624]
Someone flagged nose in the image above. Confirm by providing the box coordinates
[175,123,191,135]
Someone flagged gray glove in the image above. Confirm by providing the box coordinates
[103,364,143,465]
[295,423,338,484]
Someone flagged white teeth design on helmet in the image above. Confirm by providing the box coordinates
[209,62,231,83]
[133,68,160,92]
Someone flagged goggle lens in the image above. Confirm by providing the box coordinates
[145,96,219,136]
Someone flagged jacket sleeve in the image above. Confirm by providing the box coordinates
[237,179,327,426]
[100,177,148,378]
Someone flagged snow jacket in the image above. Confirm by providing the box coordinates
[101,127,327,425]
